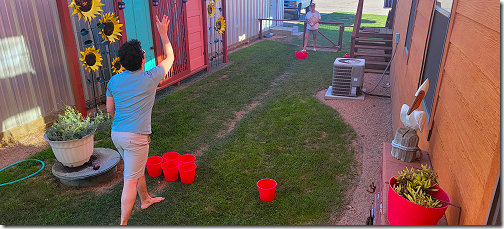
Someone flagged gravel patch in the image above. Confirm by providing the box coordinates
[315,71,393,225]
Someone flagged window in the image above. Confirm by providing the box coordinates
[384,0,393,8]
[421,1,454,122]
[404,0,418,54]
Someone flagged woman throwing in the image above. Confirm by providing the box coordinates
[106,15,174,225]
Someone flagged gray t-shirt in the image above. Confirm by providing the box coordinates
[306,11,321,30]
[106,65,165,134]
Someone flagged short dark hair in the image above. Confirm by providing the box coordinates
[118,39,144,71]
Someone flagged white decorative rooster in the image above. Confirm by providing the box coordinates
[399,79,429,132]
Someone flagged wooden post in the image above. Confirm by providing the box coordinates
[55,0,87,116]
[259,19,263,39]
[222,0,227,63]
[391,128,420,162]
[113,0,127,46]
[202,0,209,70]
[338,25,344,51]
[302,21,307,48]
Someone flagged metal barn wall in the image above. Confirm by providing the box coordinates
[0,0,74,135]
[207,0,283,56]
[68,0,120,108]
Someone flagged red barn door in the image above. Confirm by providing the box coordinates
[186,0,206,71]
[150,0,207,90]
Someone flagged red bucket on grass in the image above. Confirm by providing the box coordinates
[163,152,180,162]
[179,163,197,184]
[295,51,304,60]
[146,156,163,177]
[256,179,277,202]
[161,160,179,182]
[387,176,450,225]
[178,154,196,164]
[344,53,351,58]
[303,51,308,58]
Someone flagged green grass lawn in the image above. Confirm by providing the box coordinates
[287,12,388,51]
[0,40,357,225]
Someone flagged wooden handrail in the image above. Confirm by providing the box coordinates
[350,0,365,58]
[258,18,345,50]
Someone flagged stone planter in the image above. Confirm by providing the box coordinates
[43,133,94,167]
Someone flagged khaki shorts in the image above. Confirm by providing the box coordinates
[306,29,318,34]
[111,131,151,180]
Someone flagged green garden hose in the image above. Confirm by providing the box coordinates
[0,159,45,186]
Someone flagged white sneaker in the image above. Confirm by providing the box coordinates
[313,48,316,51]
[301,49,306,52]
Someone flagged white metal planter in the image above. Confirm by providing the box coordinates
[43,133,94,167]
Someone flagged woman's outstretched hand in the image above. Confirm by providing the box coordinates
[156,15,170,35]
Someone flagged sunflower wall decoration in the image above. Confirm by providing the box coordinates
[98,12,123,43]
[207,2,215,17]
[80,46,103,72]
[69,0,104,22]
[111,57,125,74]
[216,16,226,34]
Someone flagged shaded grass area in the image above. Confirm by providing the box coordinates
[0,40,355,225]
[286,12,388,51]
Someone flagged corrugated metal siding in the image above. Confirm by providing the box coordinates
[206,0,282,56]
[68,0,120,108]
[0,0,74,132]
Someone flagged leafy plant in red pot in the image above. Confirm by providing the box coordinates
[388,164,451,225]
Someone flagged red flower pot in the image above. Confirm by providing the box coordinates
[387,176,451,225]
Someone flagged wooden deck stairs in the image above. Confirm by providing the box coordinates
[350,0,397,74]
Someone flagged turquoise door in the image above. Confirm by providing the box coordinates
[123,0,156,70]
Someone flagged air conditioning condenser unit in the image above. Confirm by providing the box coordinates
[325,58,365,100]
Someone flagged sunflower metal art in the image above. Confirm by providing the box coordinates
[111,57,125,74]
[216,16,226,34]
[207,2,215,17]
[98,12,123,43]
[80,46,103,72]
[69,0,104,22]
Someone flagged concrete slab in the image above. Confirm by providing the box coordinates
[324,86,365,100]
[52,148,120,187]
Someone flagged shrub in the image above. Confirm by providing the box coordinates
[392,164,442,208]
[45,105,111,141]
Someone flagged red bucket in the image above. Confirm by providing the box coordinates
[295,51,304,60]
[303,51,308,58]
[344,53,350,58]
[178,154,196,164]
[256,179,277,202]
[161,161,179,182]
[146,156,163,177]
[387,176,450,225]
[163,152,180,162]
[179,163,197,184]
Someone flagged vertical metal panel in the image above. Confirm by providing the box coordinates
[0,0,74,132]
[68,0,120,108]
[217,0,276,48]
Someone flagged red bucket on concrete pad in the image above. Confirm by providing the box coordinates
[161,160,179,182]
[257,179,277,202]
[387,176,450,225]
[163,152,180,162]
[146,156,163,177]
[178,154,196,164]
[179,163,197,184]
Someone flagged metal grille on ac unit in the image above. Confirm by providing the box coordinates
[332,58,365,97]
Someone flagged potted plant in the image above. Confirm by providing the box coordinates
[43,106,110,167]
[387,164,451,225]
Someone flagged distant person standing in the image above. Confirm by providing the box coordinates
[302,2,321,52]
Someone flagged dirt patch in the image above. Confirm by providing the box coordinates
[195,144,209,156]
[216,102,261,138]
